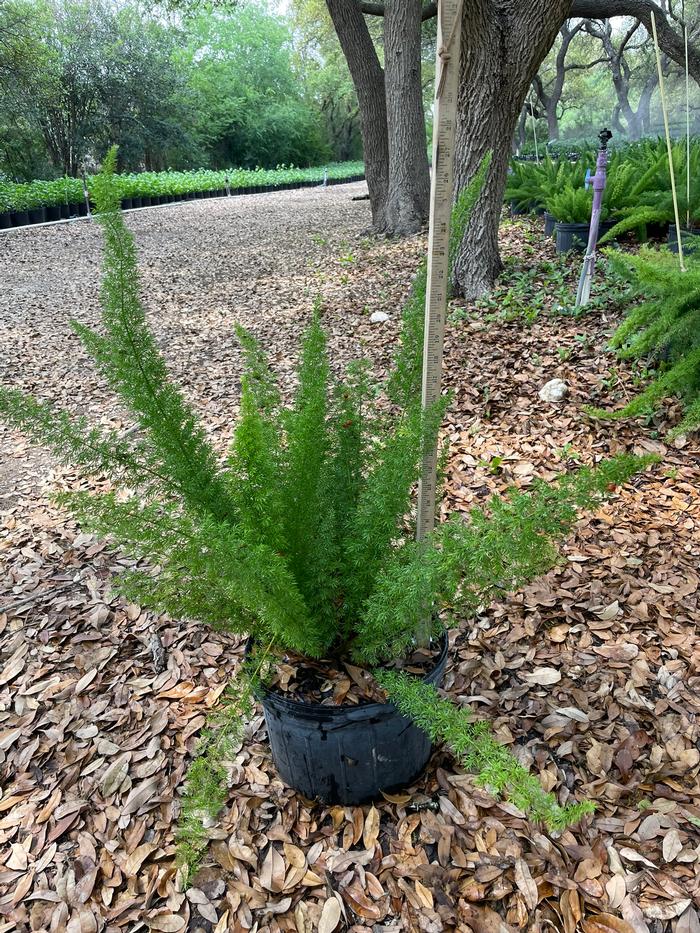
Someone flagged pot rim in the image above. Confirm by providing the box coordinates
[248,629,449,719]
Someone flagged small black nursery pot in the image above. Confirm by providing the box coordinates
[11,210,29,227]
[544,212,556,238]
[668,224,700,255]
[28,207,46,224]
[254,632,448,805]
[0,212,11,229]
[555,221,589,253]
[45,205,61,222]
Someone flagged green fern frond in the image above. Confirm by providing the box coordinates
[376,671,595,831]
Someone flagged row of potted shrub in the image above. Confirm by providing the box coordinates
[506,136,700,254]
[0,161,366,230]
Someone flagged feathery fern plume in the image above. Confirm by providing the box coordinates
[355,454,656,664]
[376,671,595,831]
[587,246,700,435]
[176,674,255,884]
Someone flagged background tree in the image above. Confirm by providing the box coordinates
[179,5,330,168]
[532,20,604,140]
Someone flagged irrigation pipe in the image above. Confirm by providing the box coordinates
[650,9,685,271]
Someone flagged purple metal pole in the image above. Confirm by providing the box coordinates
[576,127,613,307]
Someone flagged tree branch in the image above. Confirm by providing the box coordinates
[570,0,700,82]
[358,0,437,20]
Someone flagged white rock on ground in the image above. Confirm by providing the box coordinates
[538,378,569,402]
[370,311,389,323]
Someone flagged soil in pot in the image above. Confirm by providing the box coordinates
[668,223,700,255]
[253,633,448,805]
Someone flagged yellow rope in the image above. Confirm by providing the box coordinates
[651,10,685,271]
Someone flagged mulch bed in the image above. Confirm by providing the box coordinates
[0,192,698,932]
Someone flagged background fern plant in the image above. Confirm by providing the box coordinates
[588,246,700,436]
[0,149,652,879]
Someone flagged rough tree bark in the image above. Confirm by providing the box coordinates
[383,0,431,233]
[324,0,389,230]
[451,0,572,297]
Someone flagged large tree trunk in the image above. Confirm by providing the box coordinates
[324,0,389,230]
[452,1,571,298]
[383,0,430,233]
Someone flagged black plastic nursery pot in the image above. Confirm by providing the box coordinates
[59,204,70,219]
[555,221,588,253]
[254,632,449,805]
[668,224,700,255]
[11,210,29,227]
[121,198,133,210]
[544,211,556,238]
[28,207,46,224]
[554,220,616,254]
[0,212,10,229]
[68,203,80,217]
[45,205,61,222]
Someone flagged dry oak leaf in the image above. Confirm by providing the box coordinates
[662,828,683,862]
[513,858,538,911]
[363,805,380,850]
[318,897,342,933]
[123,842,157,877]
[147,913,186,932]
[460,904,517,933]
[521,667,561,686]
[260,845,285,893]
[581,915,636,933]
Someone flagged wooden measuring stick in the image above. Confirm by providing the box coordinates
[416,0,463,542]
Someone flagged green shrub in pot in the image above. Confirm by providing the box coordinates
[0,149,652,882]
[546,184,612,225]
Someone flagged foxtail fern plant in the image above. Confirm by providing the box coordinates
[587,246,700,436]
[0,150,653,878]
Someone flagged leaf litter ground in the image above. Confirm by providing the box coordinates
[0,190,698,933]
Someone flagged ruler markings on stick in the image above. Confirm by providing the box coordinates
[416,0,462,543]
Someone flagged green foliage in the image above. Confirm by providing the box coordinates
[588,246,700,435]
[506,154,589,215]
[0,151,653,675]
[546,184,602,224]
[376,672,595,831]
[176,674,254,884]
[355,454,654,664]
[178,5,330,169]
[0,161,365,212]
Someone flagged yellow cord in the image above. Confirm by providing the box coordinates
[651,10,685,271]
